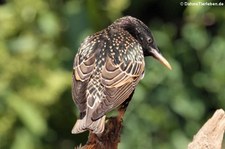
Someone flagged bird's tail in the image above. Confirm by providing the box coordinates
[71,115,106,134]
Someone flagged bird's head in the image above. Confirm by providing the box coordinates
[113,16,172,70]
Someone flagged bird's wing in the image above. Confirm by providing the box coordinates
[92,43,145,120]
[72,35,98,113]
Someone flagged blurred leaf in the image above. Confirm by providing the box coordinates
[38,11,60,38]
[171,130,189,149]
[182,23,209,50]
[7,95,47,136]
[106,0,130,20]
[11,129,36,149]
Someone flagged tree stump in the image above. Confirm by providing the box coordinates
[75,109,225,149]
[188,109,225,149]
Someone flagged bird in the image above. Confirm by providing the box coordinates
[71,16,172,134]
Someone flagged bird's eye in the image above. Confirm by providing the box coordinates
[147,38,152,43]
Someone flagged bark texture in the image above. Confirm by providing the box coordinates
[188,109,225,149]
[75,109,225,149]
[75,116,122,149]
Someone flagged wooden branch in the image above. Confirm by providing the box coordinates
[75,116,123,149]
[188,109,225,149]
[75,109,225,149]
[74,93,132,149]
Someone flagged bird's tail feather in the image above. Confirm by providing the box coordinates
[71,115,106,134]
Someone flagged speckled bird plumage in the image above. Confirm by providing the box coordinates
[72,16,171,134]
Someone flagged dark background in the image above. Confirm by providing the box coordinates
[0,0,225,148]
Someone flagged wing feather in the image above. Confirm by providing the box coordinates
[73,29,145,122]
[72,35,97,112]
[92,43,145,120]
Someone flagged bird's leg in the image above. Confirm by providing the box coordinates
[117,91,134,122]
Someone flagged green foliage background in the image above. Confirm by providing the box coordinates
[0,0,225,148]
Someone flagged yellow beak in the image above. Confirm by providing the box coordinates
[151,48,172,70]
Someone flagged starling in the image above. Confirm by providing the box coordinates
[72,16,171,134]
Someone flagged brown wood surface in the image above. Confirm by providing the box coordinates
[188,109,225,149]
[75,116,123,149]
[75,109,225,149]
